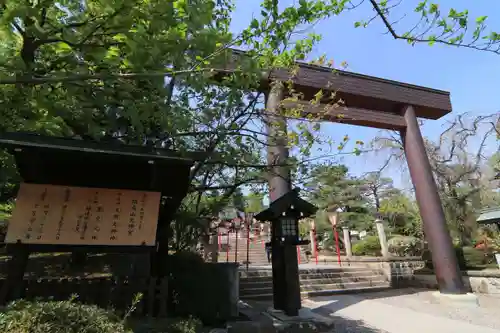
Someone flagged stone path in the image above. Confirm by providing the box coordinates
[233,288,500,332]
[235,299,390,333]
[303,288,500,333]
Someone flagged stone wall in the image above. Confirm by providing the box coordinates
[343,257,500,295]
[409,270,500,295]
[342,256,425,287]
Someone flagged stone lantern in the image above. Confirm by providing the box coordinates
[254,188,316,316]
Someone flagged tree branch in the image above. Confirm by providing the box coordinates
[0,68,235,85]
[368,0,500,55]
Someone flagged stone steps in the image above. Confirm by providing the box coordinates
[219,255,267,263]
[221,253,269,260]
[240,275,385,289]
[220,241,308,266]
[218,238,271,265]
[240,273,386,288]
[219,247,307,265]
[240,277,386,295]
[222,260,270,265]
[239,267,390,301]
[240,267,375,278]
[221,250,267,255]
[241,270,382,282]
[301,271,382,279]
[240,285,391,301]
[222,249,268,253]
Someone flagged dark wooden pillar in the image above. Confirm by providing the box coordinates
[265,81,301,316]
[401,105,465,294]
[0,244,30,304]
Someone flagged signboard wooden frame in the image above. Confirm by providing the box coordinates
[6,183,161,247]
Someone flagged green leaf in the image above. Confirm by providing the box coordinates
[250,18,259,29]
[475,16,487,24]
[105,46,120,59]
[428,35,437,46]
[0,0,362,216]
[415,1,427,13]
[55,42,72,54]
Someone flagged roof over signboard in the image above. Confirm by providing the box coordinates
[477,208,500,225]
[0,132,208,198]
[0,131,209,162]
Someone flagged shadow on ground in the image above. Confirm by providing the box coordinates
[326,317,388,333]
[225,318,388,333]
[309,287,424,313]
[302,288,428,332]
[276,319,388,333]
[244,295,399,333]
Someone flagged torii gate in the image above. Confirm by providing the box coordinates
[254,59,466,311]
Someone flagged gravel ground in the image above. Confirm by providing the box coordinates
[242,289,500,332]
[365,288,500,330]
[304,288,500,332]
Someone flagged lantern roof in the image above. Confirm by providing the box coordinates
[254,188,317,222]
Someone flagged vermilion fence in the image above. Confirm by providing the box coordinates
[211,221,343,267]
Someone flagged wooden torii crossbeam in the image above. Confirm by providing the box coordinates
[222,49,451,130]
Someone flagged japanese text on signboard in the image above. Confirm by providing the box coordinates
[6,183,161,246]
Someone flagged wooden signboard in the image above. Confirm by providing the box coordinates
[5,183,161,246]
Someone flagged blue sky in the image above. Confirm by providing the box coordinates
[230,0,500,191]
